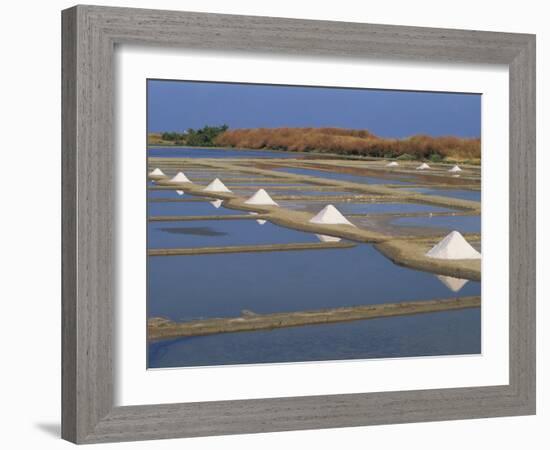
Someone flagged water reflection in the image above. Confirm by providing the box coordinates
[148,245,481,319]
[148,219,318,249]
[316,234,342,243]
[436,275,469,293]
[249,211,267,225]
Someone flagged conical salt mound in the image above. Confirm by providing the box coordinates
[425,231,481,260]
[210,199,223,209]
[149,168,164,177]
[416,163,431,170]
[309,205,355,226]
[203,178,232,193]
[316,234,342,243]
[170,172,191,183]
[176,190,185,196]
[448,165,462,173]
[244,189,278,206]
[437,275,469,293]
[386,161,399,167]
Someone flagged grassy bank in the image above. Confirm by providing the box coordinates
[148,296,481,340]
[149,127,481,164]
[215,127,481,163]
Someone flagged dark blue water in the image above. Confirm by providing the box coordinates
[148,219,318,249]
[405,187,481,202]
[148,146,304,158]
[275,166,413,185]
[278,201,456,215]
[391,215,481,233]
[148,189,198,199]
[148,200,242,216]
[148,245,480,321]
[148,308,481,368]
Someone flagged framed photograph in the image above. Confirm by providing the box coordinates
[62,5,536,444]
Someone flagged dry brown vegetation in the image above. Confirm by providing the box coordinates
[215,127,481,162]
[148,133,170,145]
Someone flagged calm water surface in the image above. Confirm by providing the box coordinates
[148,200,242,216]
[275,166,413,185]
[391,215,481,233]
[148,245,480,321]
[404,187,481,202]
[148,219,318,248]
[278,201,456,215]
[149,308,481,368]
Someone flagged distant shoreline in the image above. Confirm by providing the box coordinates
[147,144,293,154]
[148,126,481,164]
[146,144,480,165]
[147,144,381,161]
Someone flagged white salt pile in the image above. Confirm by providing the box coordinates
[436,275,469,292]
[386,161,399,167]
[169,172,191,183]
[244,189,278,206]
[448,165,462,173]
[203,178,232,193]
[416,163,431,170]
[210,199,223,209]
[316,234,342,243]
[309,205,355,226]
[149,168,165,177]
[425,231,481,260]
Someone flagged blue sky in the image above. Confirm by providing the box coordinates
[147,79,481,138]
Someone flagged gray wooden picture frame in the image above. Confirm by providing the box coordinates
[61,5,536,444]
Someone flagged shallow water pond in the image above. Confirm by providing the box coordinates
[148,189,198,199]
[148,308,481,367]
[148,219,318,249]
[404,187,481,202]
[148,199,242,216]
[232,189,354,198]
[148,244,480,321]
[275,166,413,185]
[391,215,481,233]
[278,201,456,215]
